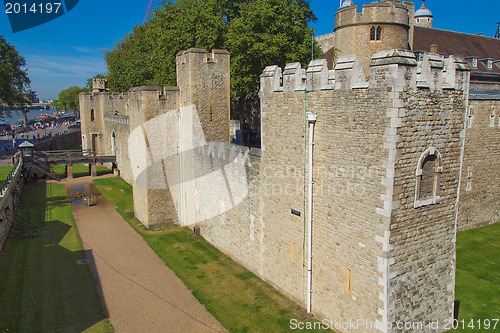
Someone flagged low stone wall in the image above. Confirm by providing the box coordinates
[35,130,81,151]
[0,161,24,251]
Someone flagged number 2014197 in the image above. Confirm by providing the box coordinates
[5,2,62,14]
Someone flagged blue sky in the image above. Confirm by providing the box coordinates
[1,0,499,100]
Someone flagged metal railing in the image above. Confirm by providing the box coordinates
[0,154,22,197]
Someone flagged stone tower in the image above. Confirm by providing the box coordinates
[91,78,108,93]
[414,0,433,28]
[333,0,415,73]
[176,48,230,143]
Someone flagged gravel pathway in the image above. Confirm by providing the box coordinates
[61,176,227,333]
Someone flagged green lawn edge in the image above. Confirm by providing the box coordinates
[0,182,113,332]
[93,176,499,333]
[0,165,14,183]
[93,177,326,332]
[454,222,500,332]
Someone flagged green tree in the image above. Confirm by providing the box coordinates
[0,35,36,124]
[226,0,319,99]
[50,99,59,110]
[52,86,86,117]
[104,0,321,99]
[104,24,156,92]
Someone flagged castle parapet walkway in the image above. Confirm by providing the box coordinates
[34,150,116,166]
[23,149,116,179]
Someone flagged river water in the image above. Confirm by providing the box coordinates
[0,109,58,125]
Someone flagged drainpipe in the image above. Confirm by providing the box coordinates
[306,112,317,314]
[177,109,184,225]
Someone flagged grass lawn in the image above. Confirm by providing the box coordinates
[0,165,13,183]
[51,164,111,178]
[93,177,324,332]
[0,182,113,332]
[455,222,500,332]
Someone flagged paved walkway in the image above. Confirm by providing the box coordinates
[60,176,227,333]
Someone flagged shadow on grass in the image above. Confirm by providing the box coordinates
[0,182,109,332]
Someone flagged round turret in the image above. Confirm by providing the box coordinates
[334,0,412,73]
[415,0,433,28]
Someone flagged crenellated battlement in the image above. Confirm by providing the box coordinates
[92,78,108,92]
[333,1,415,74]
[259,49,470,94]
[335,0,410,30]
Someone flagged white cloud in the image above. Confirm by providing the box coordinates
[25,53,106,78]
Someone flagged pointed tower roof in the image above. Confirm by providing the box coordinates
[341,0,354,8]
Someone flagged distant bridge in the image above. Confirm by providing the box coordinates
[1,102,51,111]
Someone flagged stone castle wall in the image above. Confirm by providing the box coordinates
[0,162,24,252]
[198,50,469,331]
[79,43,500,332]
[458,98,500,230]
[34,130,81,151]
[388,80,468,327]
[80,48,230,228]
[315,32,335,53]
[177,49,230,143]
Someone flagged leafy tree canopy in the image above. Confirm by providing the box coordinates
[104,0,322,100]
[51,86,86,113]
[0,35,36,116]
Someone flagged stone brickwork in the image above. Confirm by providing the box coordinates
[198,50,470,332]
[80,48,230,228]
[80,41,498,333]
[458,98,500,230]
[177,49,230,143]
[34,130,81,151]
[315,32,335,53]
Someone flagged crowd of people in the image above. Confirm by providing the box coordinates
[0,120,79,154]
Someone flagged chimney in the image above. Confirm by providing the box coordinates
[430,44,438,54]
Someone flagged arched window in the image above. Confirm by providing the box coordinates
[90,109,95,121]
[370,26,376,41]
[376,26,382,41]
[414,147,443,208]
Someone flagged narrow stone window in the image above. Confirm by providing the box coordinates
[376,26,382,41]
[111,131,116,155]
[414,147,443,208]
[344,265,353,296]
[90,109,95,122]
[370,26,376,41]
[466,166,472,192]
[208,106,214,123]
[467,106,474,128]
